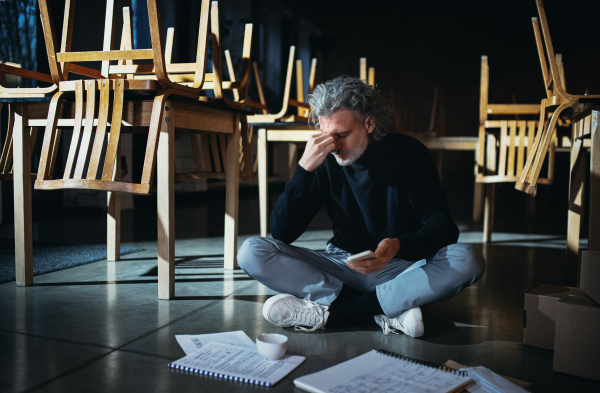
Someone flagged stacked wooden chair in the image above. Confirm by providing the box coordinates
[34,0,252,298]
[517,0,600,272]
[233,46,318,236]
[476,55,556,242]
[132,4,256,183]
[514,4,595,195]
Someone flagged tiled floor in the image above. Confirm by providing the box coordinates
[1,182,599,392]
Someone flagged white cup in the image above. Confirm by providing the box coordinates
[256,333,288,360]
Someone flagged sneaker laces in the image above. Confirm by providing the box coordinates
[374,315,400,336]
[282,298,326,332]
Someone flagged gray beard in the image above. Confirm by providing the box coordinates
[333,132,370,166]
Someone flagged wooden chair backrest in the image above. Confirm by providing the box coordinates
[247,46,317,122]
[477,55,555,184]
[111,2,252,104]
[531,1,570,102]
[38,0,212,95]
[532,18,568,105]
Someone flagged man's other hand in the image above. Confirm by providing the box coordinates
[346,238,400,274]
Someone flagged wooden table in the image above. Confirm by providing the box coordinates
[567,106,599,280]
[5,96,243,298]
[419,136,478,151]
[255,127,479,237]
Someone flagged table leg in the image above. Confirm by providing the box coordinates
[589,110,600,250]
[224,115,240,270]
[157,108,175,299]
[473,183,484,222]
[13,104,33,286]
[472,145,484,222]
[258,128,268,237]
[567,136,586,283]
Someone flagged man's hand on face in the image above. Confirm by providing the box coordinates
[346,238,400,274]
[298,132,337,172]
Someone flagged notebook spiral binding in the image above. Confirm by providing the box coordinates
[168,362,273,386]
[376,349,469,377]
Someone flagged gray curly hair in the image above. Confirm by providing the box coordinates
[307,76,392,141]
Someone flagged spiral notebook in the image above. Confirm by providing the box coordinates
[168,341,305,386]
[294,349,472,393]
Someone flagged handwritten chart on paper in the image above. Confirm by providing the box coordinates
[294,350,471,393]
[328,361,460,392]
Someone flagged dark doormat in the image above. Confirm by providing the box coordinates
[0,239,142,283]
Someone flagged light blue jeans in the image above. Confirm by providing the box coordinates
[237,237,486,318]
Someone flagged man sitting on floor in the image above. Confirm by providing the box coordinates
[238,76,485,338]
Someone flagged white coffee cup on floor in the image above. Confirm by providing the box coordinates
[256,333,288,360]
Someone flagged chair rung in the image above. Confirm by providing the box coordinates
[57,49,154,62]
[34,179,151,194]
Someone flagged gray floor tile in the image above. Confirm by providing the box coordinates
[0,331,111,393]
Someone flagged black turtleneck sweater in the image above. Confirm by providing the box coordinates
[270,133,459,262]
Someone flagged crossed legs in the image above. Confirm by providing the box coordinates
[238,237,486,334]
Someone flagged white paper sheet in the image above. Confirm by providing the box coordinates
[169,341,305,386]
[175,330,256,355]
[461,366,529,393]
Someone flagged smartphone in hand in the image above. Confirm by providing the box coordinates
[346,250,375,263]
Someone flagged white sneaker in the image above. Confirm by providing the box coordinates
[374,307,424,338]
[262,294,330,332]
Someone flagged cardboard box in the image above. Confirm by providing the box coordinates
[553,291,600,381]
[580,250,600,304]
[523,284,578,350]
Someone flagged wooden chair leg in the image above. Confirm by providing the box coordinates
[1,104,14,175]
[12,103,33,286]
[97,81,121,262]
[483,183,495,243]
[473,182,484,222]
[224,114,240,270]
[157,100,175,299]
[107,144,121,261]
[589,114,600,251]
[258,128,268,237]
[519,102,572,193]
